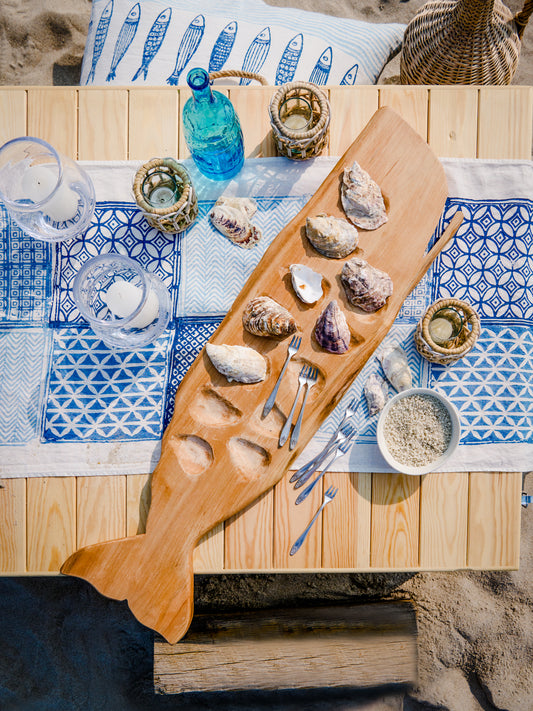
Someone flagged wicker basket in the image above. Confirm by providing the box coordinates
[269,82,330,160]
[414,298,481,365]
[133,158,198,235]
[400,0,533,85]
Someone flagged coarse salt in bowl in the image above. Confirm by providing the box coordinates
[376,387,461,475]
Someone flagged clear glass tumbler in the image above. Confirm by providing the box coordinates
[73,254,171,349]
[0,136,95,243]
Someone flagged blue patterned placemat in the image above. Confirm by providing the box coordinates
[1,158,532,476]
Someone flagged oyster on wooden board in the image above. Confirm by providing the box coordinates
[242,296,297,338]
[364,372,388,416]
[380,345,412,392]
[205,343,267,383]
[305,214,358,258]
[289,263,323,304]
[314,300,350,354]
[341,256,393,312]
[209,197,261,249]
[341,160,388,230]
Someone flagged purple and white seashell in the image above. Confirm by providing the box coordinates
[242,296,297,338]
[341,256,393,312]
[210,197,261,249]
[314,300,350,354]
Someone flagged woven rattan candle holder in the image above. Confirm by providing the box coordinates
[414,298,481,365]
[269,82,330,160]
[133,158,198,235]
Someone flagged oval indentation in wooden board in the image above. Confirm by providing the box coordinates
[170,435,214,477]
[228,438,271,478]
[190,387,242,426]
[255,405,285,438]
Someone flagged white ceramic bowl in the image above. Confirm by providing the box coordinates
[376,387,461,475]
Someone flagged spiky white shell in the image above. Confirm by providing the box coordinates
[206,343,267,383]
[289,264,323,304]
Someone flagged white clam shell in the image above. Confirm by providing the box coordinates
[379,345,412,392]
[289,264,323,304]
[206,343,267,384]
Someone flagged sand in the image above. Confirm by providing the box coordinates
[0,1,533,709]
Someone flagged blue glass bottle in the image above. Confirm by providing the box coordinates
[182,68,244,181]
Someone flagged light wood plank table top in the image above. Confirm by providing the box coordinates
[0,85,531,576]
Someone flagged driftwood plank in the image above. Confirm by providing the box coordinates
[154,602,417,694]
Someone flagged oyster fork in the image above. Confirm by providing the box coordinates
[279,364,311,447]
[262,335,301,418]
[292,422,356,488]
[295,434,356,505]
[289,485,338,556]
[289,367,318,450]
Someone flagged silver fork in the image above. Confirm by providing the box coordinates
[262,335,301,418]
[295,434,356,505]
[289,485,338,556]
[292,422,356,489]
[289,396,360,483]
[289,367,318,450]
[279,365,310,447]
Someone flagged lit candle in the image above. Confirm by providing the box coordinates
[102,279,160,329]
[21,165,79,222]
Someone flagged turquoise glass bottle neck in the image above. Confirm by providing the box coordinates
[187,68,213,103]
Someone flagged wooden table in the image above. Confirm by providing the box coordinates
[0,85,531,576]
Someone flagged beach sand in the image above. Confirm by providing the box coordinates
[0,1,532,709]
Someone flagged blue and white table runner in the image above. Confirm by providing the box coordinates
[1,157,532,477]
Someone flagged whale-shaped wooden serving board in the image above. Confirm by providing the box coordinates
[61,107,462,643]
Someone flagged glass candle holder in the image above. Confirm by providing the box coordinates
[428,306,465,346]
[0,136,95,243]
[141,170,181,208]
[73,254,171,349]
[279,96,313,132]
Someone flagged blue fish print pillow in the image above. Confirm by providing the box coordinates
[81,0,405,86]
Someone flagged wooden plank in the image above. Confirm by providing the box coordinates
[478,87,533,159]
[27,88,77,158]
[378,87,429,140]
[371,474,420,569]
[177,88,192,160]
[228,86,276,158]
[76,476,126,549]
[428,87,478,158]
[0,89,26,143]
[154,602,417,693]
[78,89,128,160]
[328,87,379,156]
[128,89,179,160]
[322,472,372,568]
[0,479,26,573]
[224,489,273,570]
[193,523,224,572]
[126,474,151,536]
[468,471,522,569]
[419,472,468,569]
[27,478,76,572]
[273,473,323,568]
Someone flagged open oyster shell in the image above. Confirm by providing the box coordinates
[341,256,393,312]
[364,372,388,416]
[289,264,323,304]
[210,197,261,249]
[242,296,297,339]
[314,300,350,354]
[305,214,358,259]
[380,345,412,392]
[341,160,388,231]
[206,343,267,383]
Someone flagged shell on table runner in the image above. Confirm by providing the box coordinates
[209,197,261,249]
[314,300,350,354]
[341,160,388,231]
[305,214,358,258]
[242,296,298,338]
[289,263,323,305]
[205,343,267,383]
[379,345,412,392]
[340,256,393,312]
[364,372,388,416]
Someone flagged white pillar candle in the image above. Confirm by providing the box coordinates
[21,165,79,222]
[282,112,310,130]
[102,279,160,329]
[429,317,454,343]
